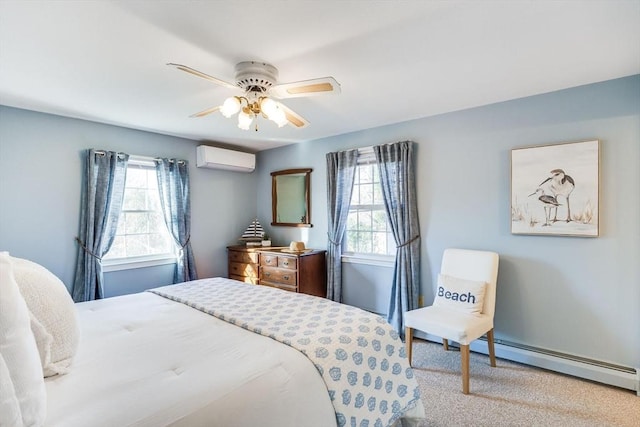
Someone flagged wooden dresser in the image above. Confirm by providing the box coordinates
[226,246,327,297]
[227,245,262,284]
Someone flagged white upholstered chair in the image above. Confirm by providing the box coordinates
[404,248,500,394]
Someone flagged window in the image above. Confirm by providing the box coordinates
[103,158,176,269]
[344,156,394,257]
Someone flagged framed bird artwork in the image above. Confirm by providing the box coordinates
[511,140,600,237]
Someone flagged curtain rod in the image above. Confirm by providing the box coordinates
[93,150,127,159]
[133,154,186,165]
[94,151,186,165]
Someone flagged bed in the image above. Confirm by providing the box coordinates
[42,277,426,427]
[44,284,335,426]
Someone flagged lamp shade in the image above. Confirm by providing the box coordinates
[272,107,288,127]
[260,97,278,117]
[237,111,253,130]
[261,98,288,127]
[220,97,241,118]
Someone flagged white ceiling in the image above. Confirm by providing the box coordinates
[1,1,638,152]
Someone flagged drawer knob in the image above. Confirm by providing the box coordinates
[283,275,289,280]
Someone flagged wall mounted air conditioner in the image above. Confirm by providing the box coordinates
[196,145,255,173]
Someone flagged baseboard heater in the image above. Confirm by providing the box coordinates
[418,332,639,396]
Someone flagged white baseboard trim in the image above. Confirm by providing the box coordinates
[415,332,639,396]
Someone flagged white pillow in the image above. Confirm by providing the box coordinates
[433,273,487,315]
[0,352,23,427]
[0,252,46,426]
[29,311,54,373]
[11,256,79,377]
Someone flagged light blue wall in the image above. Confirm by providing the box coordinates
[256,75,640,369]
[342,264,394,315]
[1,76,638,370]
[0,106,259,295]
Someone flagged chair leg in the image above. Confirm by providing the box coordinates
[461,344,470,394]
[442,338,449,351]
[405,327,413,367]
[487,328,497,367]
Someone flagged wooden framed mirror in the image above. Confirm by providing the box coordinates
[271,168,312,227]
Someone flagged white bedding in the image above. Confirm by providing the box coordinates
[45,291,337,427]
[151,278,425,427]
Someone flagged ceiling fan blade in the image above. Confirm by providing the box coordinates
[190,105,221,118]
[167,63,238,91]
[278,103,309,128]
[270,77,341,99]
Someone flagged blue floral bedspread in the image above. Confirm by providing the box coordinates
[149,277,422,427]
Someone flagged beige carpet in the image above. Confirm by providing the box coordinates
[409,339,639,427]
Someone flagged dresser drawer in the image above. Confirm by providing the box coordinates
[229,261,258,278]
[260,253,279,267]
[229,250,259,264]
[230,274,259,285]
[261,281,297,293]
[260,267,297,287]
[277,256,297,270]
[260,253,297,269]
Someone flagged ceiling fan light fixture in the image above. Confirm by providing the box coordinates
[271,108,288,128]
[220,96,241,118]
[259,97,278,117]
[260,97,288,127]
[237,110,253,130]
[171,61,335,131]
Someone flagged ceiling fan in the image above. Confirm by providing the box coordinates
[168,61,341,131]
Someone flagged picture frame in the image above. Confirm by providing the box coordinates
[511,140,599,237]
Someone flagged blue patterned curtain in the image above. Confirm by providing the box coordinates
[72,149,129,302]
[374,141,421,338]
[325,149,358,302]
[156,158,197,283]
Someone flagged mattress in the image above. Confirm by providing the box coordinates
[44,291,337,427]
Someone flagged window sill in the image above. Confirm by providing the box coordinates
[102,255,177,272]
[341,253,395,268]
